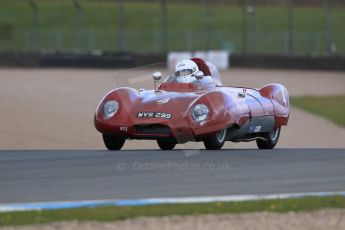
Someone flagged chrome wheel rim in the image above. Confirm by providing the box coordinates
[269,129,279,141]
[216,129,226,143]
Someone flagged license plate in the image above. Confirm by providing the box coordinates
[137,112,172,119]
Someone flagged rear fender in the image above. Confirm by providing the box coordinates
[260,84,289,127]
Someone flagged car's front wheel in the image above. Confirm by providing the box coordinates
[256,128,281,149]
[203,128,227,150]
[102,134,125,150]
[157,139,176,150]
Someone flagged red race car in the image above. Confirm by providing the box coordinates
[94,58,289,150]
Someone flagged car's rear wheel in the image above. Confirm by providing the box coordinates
[256,128,281,149]
[102,134,125,150]
[203,128,227,150]
[157,139,176,150]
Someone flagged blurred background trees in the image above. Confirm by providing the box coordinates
[0,0,343,55]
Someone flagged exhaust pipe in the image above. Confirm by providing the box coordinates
[237,136,268,142]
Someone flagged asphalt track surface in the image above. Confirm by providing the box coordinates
[0,149,345,204]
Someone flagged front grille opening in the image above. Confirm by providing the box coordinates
[134,124,171,135]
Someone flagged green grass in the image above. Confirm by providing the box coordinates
[291,95,345,126]
[1,196,345,226]
[0,0,344,54]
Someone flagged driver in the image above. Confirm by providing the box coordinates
[174,59,199,84]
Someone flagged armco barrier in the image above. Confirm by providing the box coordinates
[0,52,344,70]
[230,54,345,71]
[0,52,136,68]
[0,53,40,67]
[39,53,136,68]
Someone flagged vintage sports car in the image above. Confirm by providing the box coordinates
[94,58,289,150]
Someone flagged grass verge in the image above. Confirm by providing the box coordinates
[291,95,345,126]
[1,196,345,226]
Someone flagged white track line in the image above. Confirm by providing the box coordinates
[1,191,345,212]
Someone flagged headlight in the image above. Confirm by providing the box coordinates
[191,104,209,122]
[103,100,119,119]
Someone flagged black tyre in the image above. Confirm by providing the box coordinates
[203,128,227,150]
[157,139,176,150]
[256,128,281,149]
[102,134,125,150]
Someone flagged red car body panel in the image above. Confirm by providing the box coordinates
[94,76,289,144]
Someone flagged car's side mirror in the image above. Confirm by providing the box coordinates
[152,71,162,81]
[195,71,204,81]
[152,71,162,90]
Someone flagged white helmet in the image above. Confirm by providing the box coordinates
[175,59,199,84]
